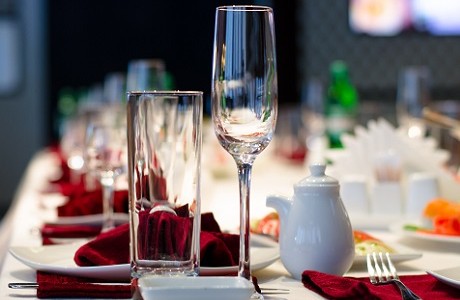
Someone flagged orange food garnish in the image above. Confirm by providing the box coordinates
[433,215,460,235]
[353,230,376,243]
[251,212,280,239]
[423,198,460,219]
[423,198,460,236]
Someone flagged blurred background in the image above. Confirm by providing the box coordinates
[2,0,460,217]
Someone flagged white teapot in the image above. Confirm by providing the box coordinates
[266,164,354,280]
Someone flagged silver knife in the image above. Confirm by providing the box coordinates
[8,282,130,289]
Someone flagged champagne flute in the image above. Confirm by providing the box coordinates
[211,5,278,281]
[396,66,431,138]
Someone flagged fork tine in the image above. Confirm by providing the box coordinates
[378,252,391,280]
[368,252,421,299]
[385,252,400,280]
[372,252,384,282]
[366,253,377,283]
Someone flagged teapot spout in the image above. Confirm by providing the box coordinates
[266,194,291,225]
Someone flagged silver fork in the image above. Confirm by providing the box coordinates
[367,252,422,300]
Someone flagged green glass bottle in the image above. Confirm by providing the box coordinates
[325,61,358,148]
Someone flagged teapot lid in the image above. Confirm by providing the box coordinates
[295,164,338,191]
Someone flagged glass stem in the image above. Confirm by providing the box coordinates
[237,162,252,280]
[101,173,115,232]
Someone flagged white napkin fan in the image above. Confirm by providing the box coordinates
[326,118,460,201]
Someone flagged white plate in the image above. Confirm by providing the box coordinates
[427,266,460,289]
[46,213,129,226]
[139,276,254,300]
[9,235,279,280]
[353,252,422,265]
[389,221,460,244]
[9,243,129,281]
[353,239,422,265]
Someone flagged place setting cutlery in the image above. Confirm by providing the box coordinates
[8,277,290,296]
[8,282,130,289]
[367,252,422,300]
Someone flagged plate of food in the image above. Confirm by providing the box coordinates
[251,212,422,265]
[352,230,422,264]
[390,198,460,244]
[389,222,460,244]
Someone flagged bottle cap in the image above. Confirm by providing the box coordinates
[330,60,349,79]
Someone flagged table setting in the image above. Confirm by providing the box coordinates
[2,4,460,300]
[2,127,460,299]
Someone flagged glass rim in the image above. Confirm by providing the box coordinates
[216,5,273,12]
[127,90,203,96]
[127,59,165,68]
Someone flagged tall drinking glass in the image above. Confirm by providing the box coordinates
[211,5,278,281]
[127,91,202,278]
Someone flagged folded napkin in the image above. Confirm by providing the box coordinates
[36,271,131,299]
[48,145,71,184]
[57,189,129,216]
[53,181,87,197]
[74,212,239,268]
[302,270,460,300]
[46,146,89,195]
[41,224,102,245]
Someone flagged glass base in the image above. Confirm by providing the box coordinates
[131,262,198,279]
[251,291,264,299]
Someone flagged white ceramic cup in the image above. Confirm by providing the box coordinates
[406,172,439,217]
[340,175,369,214]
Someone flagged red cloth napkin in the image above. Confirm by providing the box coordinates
[74,212,239,268]
[46,146,89,195]
[48,145,71,184]
[54,181,87,197]
[136,208,193,260]
[36,271,131,299]
[302,270,460,300]
[57,189,129,216]
[41,224,102,245]
[74,223,130,266]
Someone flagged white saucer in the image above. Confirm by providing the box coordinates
[9,235,279,280]
[427,266,460,289]
[139,276,254,300]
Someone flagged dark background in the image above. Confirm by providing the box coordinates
[47,0,298,142]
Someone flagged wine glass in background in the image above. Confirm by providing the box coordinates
[59,115,87,184]
[126,59,167,92]
[396,65,431,138]
[85,120,127,231]
[301,77,327,164]
[126,59,168,204]
[211,5,278,285]
[103,72,126,103]
[301,77,325,138]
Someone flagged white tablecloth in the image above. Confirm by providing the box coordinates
[0,149,459,299]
